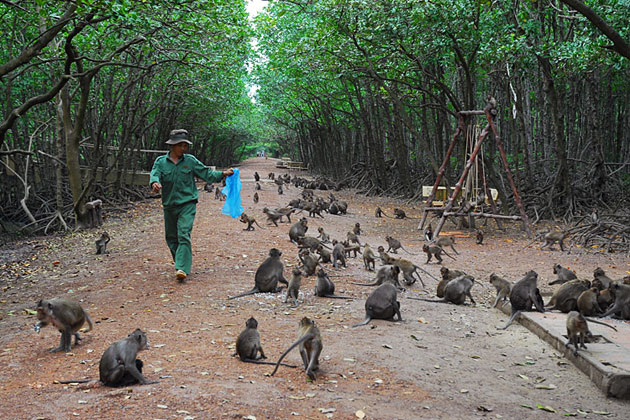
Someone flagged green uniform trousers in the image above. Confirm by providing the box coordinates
[163,201,197,275]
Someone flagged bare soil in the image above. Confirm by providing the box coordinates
[0,157,629,420]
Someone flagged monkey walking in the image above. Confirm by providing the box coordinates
[385,236,416,255]
[432,236,459,255]
[352,265,404,291]
[540,231,569,251]
[239,213,265,231]
[423,244,456,264]
[35,298,93,353]
[95,232,110,255]
[271,317,323,380]
[375,206,395,218]
[228,248,288,299]
[409,275,476,305]
[233,317,297,367]
[565,311,617,356]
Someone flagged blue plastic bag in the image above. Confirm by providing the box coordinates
[222,168,243,218]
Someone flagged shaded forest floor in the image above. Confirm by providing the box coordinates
[0,157,629,420]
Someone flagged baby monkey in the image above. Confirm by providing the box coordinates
[239,213,264,231]
[95,232,110,254]
[234,317,297,367]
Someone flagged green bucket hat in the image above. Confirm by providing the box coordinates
[166,129,192,145]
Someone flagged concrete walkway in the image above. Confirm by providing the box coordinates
[499,306,630,399]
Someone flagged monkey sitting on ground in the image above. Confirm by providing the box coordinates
[314,269,352,299]
[593,267,613,289]
[316,244,331,264]
[271,317,323,380]
[541,231,569,251]
[352,265,404,291]
[424,224,433,242]
[254,172,260,182]
[353,283,402,327]
[100,329,158,387]
[298,249,320,276]
[385,236,416,255]
[253,192,259,203]
[204,183,214,193]
[35,298,93,353]
[317,227,330,243]
[394,208,406,219]
[499,270,545,330]
[489,273,512,308]
[475,230,484,245]
[437,268,466,298]
[409,275,476,305]
[577,287,603,316]
[95,232,110,255]
[288,218,308,243]
[353,222,362,235]
[277,185,283,195]
[362,243,377,271]
[423,244,456,264]
[545,279,591,313]
[549,264,578,285]
[228,248,288,299]
[239,213,264,231]
[233,317,297,367]
[255,182,261,190]
[285,268,302,306]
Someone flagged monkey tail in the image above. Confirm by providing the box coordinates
[324,295,354,299]
[401,246,418,256]
[351,282,379,287]
[413,265,439,282]
[241,359,298,368]
[406,297,446,303]
[227,288,259,300]
[584,317,618,332]
[270,334,313,376]
[56,379,93,384]
[498,310,521,330]
[442,249,457,260]
[254,221,266,230]
[83,311,94,333]
[352,316,372,328]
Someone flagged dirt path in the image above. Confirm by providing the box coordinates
[0,157,628,419]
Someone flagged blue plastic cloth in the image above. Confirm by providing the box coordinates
[221,168,243,218]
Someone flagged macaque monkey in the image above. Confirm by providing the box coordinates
[593,267,613,289]
[347,231,362,246]
[577,287,603,316]
[352,265,403,291]
[95,232,110,255]
[437,268,466,298]
[314,269,352,299]
[377,246,396,265]
[99,329,158,387]
[253,192,259,203]
[239,213,264,231]
[254,172,260,182]
[215,188,226,200]
[228,248,288,299]
[35,298,93,353]
[332,240,346,268]
[475,230,484,245]
[263,207,284,226]
[277,185,283,195]
[489,273,512,308]
[394,208,406,219]
[343,241,360,258]
[353,283,402,327]
[317,227,330,243]
[353,223,362,235]
[545,279,591,313]
[423,244,455,264]
[268,172,275,180]
[316,244,332,264]
[499,271,544,330]
[409,275,475,305]
[362,243,377,271]
[255,182,261,190]
[288,218,308,243]
[299,249,320,276]
[385,236,415,255]
[600,283,630,319]
[204,183,214,193]
[390,256,436,287]
[375,206,383,218]
[271,317,323,380]
[549,264,577,285]
[541,231,569,251]
[424,224,433,242]
[433,236,459,255]
[233,317,297,367]
[285,268,302,306]
[565,311,617,356]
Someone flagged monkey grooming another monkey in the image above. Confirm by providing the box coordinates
[353,283,402,327]
[35,298,93,353]
[489,273,512,308]
[593,267,613,290]
[499,270,545,330]
[228,248,288,299]
[599,283,630,319]
[385,236,416,255]
[285,268,303,306]
[362,243,377,271]
[423,244,456,264]
[233,317,297,367]
[577,287,603,316]
[95,232,110,255]
[271,317,323,380]
[314,269,353,299]
[540,231,569,251]
[99,329,158,387]
[549,264,578,285]
[239,213,264,231]
[409,275,476,305]
[437,267,466,298]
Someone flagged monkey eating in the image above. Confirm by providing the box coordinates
[353,283,402,327]
[239,213,264,231]
[234,317,297,367]
[95,232,110,255]
[314,269,353,299]
[100,329,158,387]
[498,271,544,330]
[228,248,288,299]
[35,298,94,353]
[271,317,323,380]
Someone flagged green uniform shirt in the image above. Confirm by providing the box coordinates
[150,153,224,208]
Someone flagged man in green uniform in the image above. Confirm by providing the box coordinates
[150,129,234,282]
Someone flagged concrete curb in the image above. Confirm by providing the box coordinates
[498,305,630,399]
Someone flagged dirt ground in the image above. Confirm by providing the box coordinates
[0,157,629,420]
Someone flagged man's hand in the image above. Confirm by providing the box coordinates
[223,168,235,177]
[151,182,162,193]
